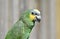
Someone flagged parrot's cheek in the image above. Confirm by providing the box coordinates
[30,14,36,21]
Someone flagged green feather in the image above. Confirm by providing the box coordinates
[5,10,35,39]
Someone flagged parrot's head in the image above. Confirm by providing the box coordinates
[30,9,41,22]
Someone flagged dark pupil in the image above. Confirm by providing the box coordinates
[32,12,34,15]
[35,13,37,15]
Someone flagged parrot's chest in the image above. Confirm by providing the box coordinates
[5,20,34,39]
[19,26,31,39]
[15,20,33,39]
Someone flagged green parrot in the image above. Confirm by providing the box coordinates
[5,9,41,39]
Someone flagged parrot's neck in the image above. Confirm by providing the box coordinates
[19,11,35,30]
[22,18,35,29]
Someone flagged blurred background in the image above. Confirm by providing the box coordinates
[0,0,60,39]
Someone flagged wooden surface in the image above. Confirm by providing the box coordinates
[56,0,60,39]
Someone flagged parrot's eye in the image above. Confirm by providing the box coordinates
[35,13,40,16]
[31,12,34,15]
[35,13,37,15]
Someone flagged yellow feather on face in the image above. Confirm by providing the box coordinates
[30,13,35,21]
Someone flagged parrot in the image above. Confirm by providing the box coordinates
[5,9,41,39]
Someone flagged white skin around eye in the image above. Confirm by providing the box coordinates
[33,9,40,14]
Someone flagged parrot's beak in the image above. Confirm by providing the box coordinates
[36,15,41,22]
